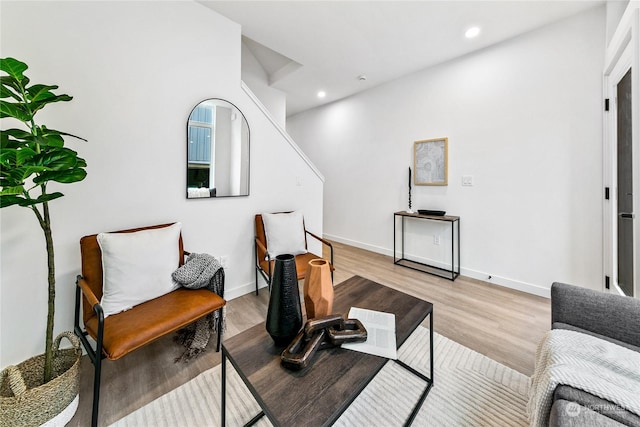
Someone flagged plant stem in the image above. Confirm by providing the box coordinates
[22,80,56,383]
[42,200,55,383]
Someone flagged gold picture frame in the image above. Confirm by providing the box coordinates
[414,137,448,186]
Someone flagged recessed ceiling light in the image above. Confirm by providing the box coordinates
[317,91,326,98]
[465,26,481,39]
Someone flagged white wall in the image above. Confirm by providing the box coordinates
[606,0,631,45]
[241,42,288,128]
[0,1,323,367]
[288,6,606,297]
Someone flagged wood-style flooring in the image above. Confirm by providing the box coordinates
[68,240,550,426]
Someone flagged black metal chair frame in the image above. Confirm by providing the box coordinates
[73,276,223,427]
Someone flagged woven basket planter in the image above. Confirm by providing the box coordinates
[0,332,81,427]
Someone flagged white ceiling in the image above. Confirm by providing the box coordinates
[199,1,604,117]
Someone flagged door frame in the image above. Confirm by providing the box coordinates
[603,3,640,297]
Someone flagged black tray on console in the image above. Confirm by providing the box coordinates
[418,209,446,216]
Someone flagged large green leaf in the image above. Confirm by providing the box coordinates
[16,192,64,207]
[8,165,47,182]
[16,147,37,165]
[0,185,24,195]
[1,129,34,150]
[2,126,50,148]
[40,126,87,142]
[3,128,32,140]
[26,84,59,101]
[0,100,31,121]
[76,157,87,168]
[27,84,73,110]
[34,131,64,148]
[0,75,23,94]
[0,58,27,81]
[30,148,77,169]
[0,191,65,208]
[36,168,87,184]
[30,94,73,115]
[0,194,26,208]
[0,148,17,164]
[0,81,21,101]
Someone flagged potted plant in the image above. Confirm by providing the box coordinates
[0,57,87,425]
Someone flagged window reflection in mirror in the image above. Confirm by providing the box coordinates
[187,99,249,198]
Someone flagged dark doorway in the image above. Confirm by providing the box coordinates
[617,68,633,297]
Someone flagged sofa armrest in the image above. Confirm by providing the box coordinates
[551,282,640,348]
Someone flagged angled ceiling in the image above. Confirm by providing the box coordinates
[199,1,604,117]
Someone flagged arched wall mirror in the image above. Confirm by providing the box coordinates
[187,99,250,198]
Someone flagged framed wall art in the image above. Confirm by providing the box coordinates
[414,137,448,186]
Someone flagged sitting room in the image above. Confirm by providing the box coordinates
[1,1,639,426]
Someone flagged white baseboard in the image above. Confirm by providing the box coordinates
[324,233,550,299]
[324,233,394,257]
[225,279,267,301]
[460,267,550,298]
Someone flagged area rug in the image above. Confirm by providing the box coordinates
[110,327,530,426]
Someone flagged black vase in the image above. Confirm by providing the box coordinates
[266,254,303,346]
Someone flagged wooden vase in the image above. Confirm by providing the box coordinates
[303,259,334,319]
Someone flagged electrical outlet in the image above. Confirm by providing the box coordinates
[433,235,441,245]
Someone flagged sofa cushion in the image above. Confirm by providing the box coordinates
[550,399,626,427]
[554,386,640,427]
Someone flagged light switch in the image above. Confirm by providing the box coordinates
[462,175,474,186]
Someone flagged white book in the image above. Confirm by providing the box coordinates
[341,307,397,360]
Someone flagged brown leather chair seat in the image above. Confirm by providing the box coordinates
[258,252,327,283]
[84,288,225,360]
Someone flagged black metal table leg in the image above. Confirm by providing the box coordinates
[244,411,266,426]
[394,309,434,426]
[221,347,226,427]
[430,311,434,383]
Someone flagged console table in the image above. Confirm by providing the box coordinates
[393,211,460,281]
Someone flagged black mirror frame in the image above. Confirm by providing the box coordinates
[186,98,250,199]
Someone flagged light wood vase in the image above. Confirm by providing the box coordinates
[303,259,334,319]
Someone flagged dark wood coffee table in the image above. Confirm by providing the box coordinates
[221,275,434,427]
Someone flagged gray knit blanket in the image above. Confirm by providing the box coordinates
[528,329,640,426]
[171,253,225,363]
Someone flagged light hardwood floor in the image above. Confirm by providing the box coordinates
[68,241,550,426]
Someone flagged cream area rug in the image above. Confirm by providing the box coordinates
[111,327,530,427]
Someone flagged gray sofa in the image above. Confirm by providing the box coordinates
[549,282,640,427]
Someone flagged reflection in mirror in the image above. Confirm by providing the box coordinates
[187,99,249,198]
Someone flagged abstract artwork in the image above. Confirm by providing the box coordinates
[414,137,448,186]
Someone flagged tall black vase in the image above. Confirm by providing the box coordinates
[266,254,303,346]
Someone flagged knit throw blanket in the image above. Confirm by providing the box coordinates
[171,253,225,363]
[528,329,640,426]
